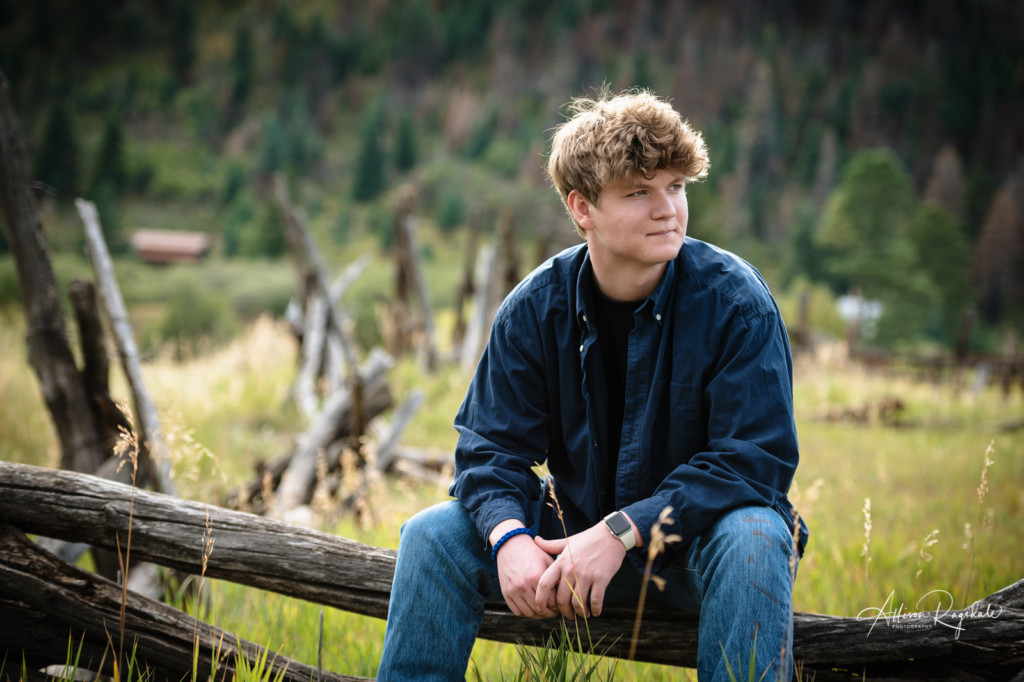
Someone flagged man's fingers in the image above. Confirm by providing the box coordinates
[589,582,606,617]
[534,536,566,555]
[535,562,561,606]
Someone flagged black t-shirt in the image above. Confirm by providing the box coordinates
[592,282,643,506]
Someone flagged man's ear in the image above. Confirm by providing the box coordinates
[566,190,595,232]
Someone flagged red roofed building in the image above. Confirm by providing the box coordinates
[130,229,211,264]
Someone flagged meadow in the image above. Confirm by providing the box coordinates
[1,280,1022,680]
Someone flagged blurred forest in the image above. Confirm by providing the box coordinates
[1,0,1023,353]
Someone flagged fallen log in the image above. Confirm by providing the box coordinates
[0,525,368,682]
[271,348,393,518]
[225,355,394,514]
[1,461,1022,680]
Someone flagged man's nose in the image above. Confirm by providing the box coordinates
[651,191,677,219]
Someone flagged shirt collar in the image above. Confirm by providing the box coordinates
[575,248,676,329]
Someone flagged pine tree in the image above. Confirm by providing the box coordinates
[815,148,938,344]
[352,100,388,202]
[223,20,254,131]
[34,103,79,200]
[973,173,1024,330]
[91,114,126,197]
[169,1,196,88]
[393,111,418,173]
[815,148,917,299]
[907,204,973,343]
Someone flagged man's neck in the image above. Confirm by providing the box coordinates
[590,259,668,302]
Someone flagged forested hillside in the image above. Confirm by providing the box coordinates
[1,0,1022,351]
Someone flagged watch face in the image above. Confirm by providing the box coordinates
[606,512,631,536]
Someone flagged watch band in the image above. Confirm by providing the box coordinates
[603,511,636,551]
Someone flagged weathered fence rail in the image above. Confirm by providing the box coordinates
[1,461,1022,681]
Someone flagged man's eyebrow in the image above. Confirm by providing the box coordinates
[626,173,687,188]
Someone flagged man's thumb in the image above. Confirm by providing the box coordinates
[534,536,566,554]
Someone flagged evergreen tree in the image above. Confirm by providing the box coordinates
[223,20,254,130]
[815,148,917,299]
[240,201,286,259]
[394,111,418,173]
[815,148,938,345]
[907,203,973,343]
[352,100,388,202]
[91,114,126,196]
[34,103,79,200]
[169,1,196,88]
[259,114,285,176]
[973,173,1024,331]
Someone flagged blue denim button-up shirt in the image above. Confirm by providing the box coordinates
[451,238,806,569]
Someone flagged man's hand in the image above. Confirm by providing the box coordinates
[491,521,558,619]
[534,521,629,619]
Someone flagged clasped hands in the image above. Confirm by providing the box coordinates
[493,521,630,620]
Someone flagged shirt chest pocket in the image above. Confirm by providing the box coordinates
[650,380,706,477]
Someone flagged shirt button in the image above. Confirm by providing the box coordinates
[582,314,587,322]
[656,313,662,321]
[579,344,584,352]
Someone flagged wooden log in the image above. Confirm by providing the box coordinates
[290,256,371,416]
[0,525,369,682]
[75,198,177,498]
[224,373,393,514]
[273,176,361,385]
[67,279,121,455]
[452,207,485,353]
[271,348,394,517]
[294,291,328,419]
[460,242,496,374]
[371,389,424,474]
[1,461,1022,679]
[393,189,438,371]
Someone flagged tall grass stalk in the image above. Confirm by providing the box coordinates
[192,508,217,681]
[544,482,600,663]
[234,641,289,682]
[719,632,763,682]
[495,482,617,682]
[112,404,141,668]
[628,507,680,660]
[914,528,939,581]
[860,497,872,601]
[962,440,995,605]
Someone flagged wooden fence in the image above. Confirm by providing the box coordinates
[2,461,1022,682]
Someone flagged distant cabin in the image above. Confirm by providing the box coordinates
[130,229,211,264]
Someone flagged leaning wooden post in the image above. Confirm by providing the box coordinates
[0,69,105,475]
[394,187,438,371]
[75,198,176,497]
[273,175,367,442]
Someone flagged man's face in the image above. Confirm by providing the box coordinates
[570,169,688,276]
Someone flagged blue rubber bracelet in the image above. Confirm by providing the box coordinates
[491,527,535,561]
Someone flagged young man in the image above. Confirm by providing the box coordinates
[377,90,807,681]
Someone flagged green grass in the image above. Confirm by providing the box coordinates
[1,283,1022,680]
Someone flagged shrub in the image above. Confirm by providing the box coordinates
[154,279,239,356]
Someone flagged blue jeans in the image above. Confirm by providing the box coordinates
[377,500,797,681]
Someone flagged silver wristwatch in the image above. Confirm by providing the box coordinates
[603,511,636,550]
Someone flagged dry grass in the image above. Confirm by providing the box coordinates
[2,314,1023,680]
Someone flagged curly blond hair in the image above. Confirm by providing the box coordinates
[547,89,710,233]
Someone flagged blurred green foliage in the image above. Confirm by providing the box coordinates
[0,0,1020,351]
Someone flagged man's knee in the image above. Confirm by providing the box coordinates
[399,500,478,556]
[702,506,795,577]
